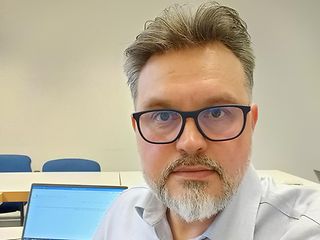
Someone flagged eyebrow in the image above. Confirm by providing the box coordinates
[138,99,173,110]
[139,93,244,111]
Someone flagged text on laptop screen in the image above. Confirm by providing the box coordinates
[23,184,126,240]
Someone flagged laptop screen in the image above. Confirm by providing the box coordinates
[22,183,127,240]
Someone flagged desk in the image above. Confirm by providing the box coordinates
[257,170,319,187]
[120,171,146,188]
[0,172,120,202]
[0,191,29,202]
[1,170,318,203]
[0,227,22,240]
[119,170,320,188]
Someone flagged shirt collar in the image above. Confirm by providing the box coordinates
[201,164,262,240]
[134,164,262,240]
[135,189,167,226]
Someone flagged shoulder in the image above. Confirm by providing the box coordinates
[112,186,152,206]
[257,177,320,238]
[260,178,320,221]
[93,186,160,240]
[103,186,154,218]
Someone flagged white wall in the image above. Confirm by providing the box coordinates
[0,0,319,181]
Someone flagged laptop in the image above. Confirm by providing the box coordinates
[22,183,127,240]
[314,169,320,182]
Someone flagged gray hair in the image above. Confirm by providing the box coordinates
[124,1,255,102]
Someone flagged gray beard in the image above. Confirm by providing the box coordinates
[144,154,245,223]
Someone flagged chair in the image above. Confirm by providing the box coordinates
[42,158,101,172]
[0,154,32,226]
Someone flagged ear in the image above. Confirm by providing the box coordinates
[250,104,258,130]
[131,116,137,131]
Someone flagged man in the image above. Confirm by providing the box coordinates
[94,1,320,239]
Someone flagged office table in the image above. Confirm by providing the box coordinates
[0,172,120,202]
[1,170,319,203]
[119,170,320,188]
[119,171,146,188]
[0,227,22,240]
[257,170,319,187]
[0,191,29,202]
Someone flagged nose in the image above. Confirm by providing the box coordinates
[176,118,207,155]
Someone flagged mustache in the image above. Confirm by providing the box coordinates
[158,154,224,187]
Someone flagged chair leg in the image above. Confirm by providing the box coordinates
[19,202,25,226]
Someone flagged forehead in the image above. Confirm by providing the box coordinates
[136,42,249,111]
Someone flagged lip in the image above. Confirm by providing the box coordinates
[171,166,216,180]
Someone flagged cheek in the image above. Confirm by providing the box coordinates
[136,136,175,182]
[210,134,252,177]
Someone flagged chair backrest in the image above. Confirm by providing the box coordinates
[42,158,101,172]
[0,154,32,172]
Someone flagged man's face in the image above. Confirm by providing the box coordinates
[132,42,258,221]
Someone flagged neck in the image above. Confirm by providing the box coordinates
[166,209,216,240]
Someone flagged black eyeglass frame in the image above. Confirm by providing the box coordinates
[132,105,251,144]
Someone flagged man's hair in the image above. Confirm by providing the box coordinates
[124,1,255,101]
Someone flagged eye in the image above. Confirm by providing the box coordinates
[151,111,179,122]
[209,108,225,118]
[155,112,171,121]
[200,107,230,121]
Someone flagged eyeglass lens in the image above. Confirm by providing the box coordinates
[137,106,246,143]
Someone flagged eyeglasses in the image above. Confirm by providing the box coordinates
[132,105,251,144]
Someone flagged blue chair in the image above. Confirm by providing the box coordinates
[0,154,32,226]
[42,158,101,172]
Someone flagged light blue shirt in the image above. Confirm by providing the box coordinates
[93,165,320,239]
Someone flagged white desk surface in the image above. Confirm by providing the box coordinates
[257,170,318,187]
[1,170,318,201]
[0,226,22,240]
[120,171,146,188]
[0,171,120,192]
[119,170,320,188]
